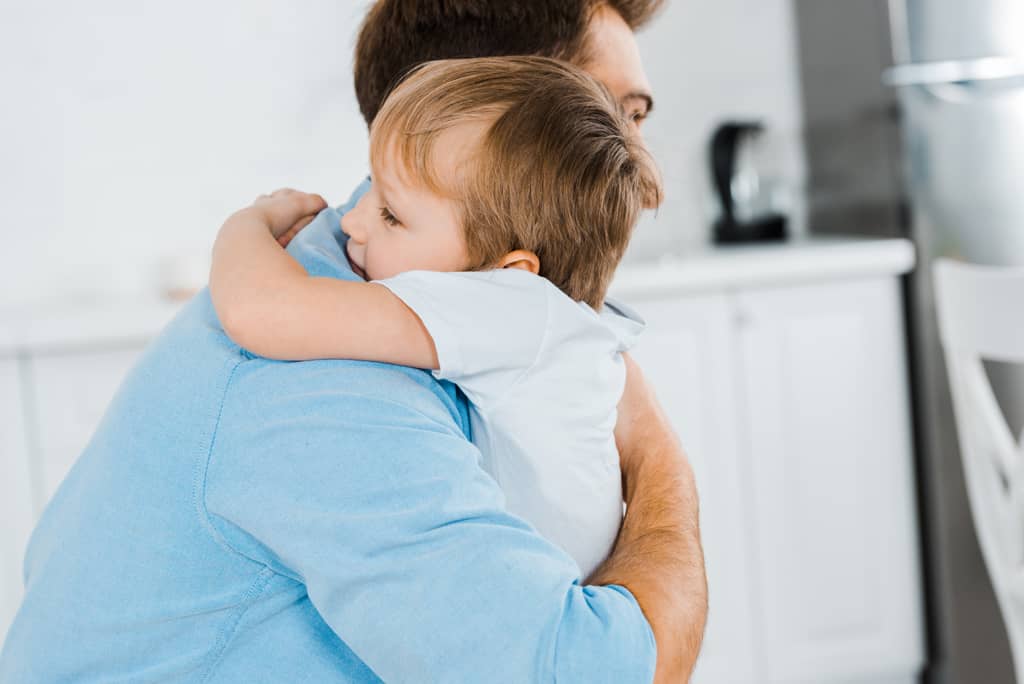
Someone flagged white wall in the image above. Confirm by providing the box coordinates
[0,0,805,309]
[0,1,371,310]
[629,0,807,261]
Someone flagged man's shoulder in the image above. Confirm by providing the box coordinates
[232,355,460,411]
[223,355,471,439]
[146,285,470,446]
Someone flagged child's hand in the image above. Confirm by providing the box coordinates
[249,188,328,247]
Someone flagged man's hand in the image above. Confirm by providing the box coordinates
[246,188,328,247]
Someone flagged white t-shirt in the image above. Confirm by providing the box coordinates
[377,269,644,578]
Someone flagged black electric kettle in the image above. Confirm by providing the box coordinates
[709,121,788,244]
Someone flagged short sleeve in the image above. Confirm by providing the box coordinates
[601,296,647,352]
[375,269,551,408]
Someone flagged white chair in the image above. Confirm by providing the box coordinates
[934,258,1024,683]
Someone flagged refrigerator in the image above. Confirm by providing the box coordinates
[794,0,1024,681]
[886,1,1024,682]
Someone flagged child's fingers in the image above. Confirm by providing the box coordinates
[277,224,301,247]
[292,213,319,233]
[276,213,319,247]
[275,189,327,214]
[299,193,328,214]
[253,190,327,237]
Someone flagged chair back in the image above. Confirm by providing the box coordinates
[934,258,1024,681]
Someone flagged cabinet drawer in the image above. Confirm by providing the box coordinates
[25,347,145,508]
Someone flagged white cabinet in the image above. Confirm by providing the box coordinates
[626,275,925,684]
[0,346,145,649]
[0,359,33,647]
[736,279,923,683]
[629,293,759,684]
[23,348,145,506]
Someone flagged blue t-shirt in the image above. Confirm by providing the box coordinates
[0,181,656,683]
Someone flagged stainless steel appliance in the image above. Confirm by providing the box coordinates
[708,121,789,243]
[885,2,1024,682]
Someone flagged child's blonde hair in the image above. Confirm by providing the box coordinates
[370,56,661,308]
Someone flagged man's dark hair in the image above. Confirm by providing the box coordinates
[353,0,664,126]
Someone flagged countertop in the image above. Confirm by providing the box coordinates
[0,298,185,357]
[610,235,915,299]
[0,236,915,356]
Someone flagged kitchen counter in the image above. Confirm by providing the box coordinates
[611,236,915,299]
[0,236,915,356]
[0,298,184,357]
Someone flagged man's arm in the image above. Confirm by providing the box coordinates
[588,353,708,682]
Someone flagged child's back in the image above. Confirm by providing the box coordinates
[379,268,644,576]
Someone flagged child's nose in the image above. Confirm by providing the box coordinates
[340,207,367,244]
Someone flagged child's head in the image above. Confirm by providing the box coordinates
[340,56,661,308]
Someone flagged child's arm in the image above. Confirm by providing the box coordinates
[209,188,439,368]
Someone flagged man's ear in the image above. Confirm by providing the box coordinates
[496,249,540,275]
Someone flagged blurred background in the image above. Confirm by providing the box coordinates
[2,1,1024,682]
[0,0,807,308]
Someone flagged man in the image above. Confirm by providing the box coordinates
[0,1,706,682]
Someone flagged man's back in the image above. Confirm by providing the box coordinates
[0,201,656,683]
[0,286,415,681]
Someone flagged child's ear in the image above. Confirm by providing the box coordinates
[496,250,540,275]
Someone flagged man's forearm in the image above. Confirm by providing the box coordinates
[588,428,708,682]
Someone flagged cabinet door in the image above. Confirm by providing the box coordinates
[735,278,925,683]
[24,347,145,511]
[628,293,759,684]
[0,358,34,645]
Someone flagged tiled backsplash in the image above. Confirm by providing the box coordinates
[0,0,807,308]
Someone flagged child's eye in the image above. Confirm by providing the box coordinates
[379,206,401,227]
